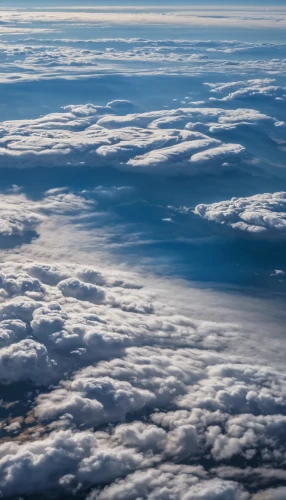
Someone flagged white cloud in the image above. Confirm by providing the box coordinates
[194,192,286,236]
[0,37,284,86]
[0,8,285,496]
[1,39,285,83]
[0,200,43,237]
[206,79,286,102]
[1,8,286,29]
[0,257,284,497]
[90,465,249,500]
[0,103,279,174]
[0,189,95,241]
[0,339,56,385]
[58,278,106,304]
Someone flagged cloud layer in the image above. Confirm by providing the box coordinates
[1,7,286,29]
[1,39,286,83]
[0,258,285,498]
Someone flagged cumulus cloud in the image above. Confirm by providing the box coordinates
[194,192,286,236]
[90,465,249,500]
[0,339,56,385]
[0,258,284,497]
[58,278,106,304]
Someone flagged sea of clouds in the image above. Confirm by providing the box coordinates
[0,4,285,499]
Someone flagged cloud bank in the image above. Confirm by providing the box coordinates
[1,8,286,29]
[194,192,286,236]
[0,101,281,174]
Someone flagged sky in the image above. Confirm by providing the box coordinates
[4,0,286,6]
[7,1,286,4]
[0,2,285,500]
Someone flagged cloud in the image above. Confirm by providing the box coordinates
[253,488,286,500]
[0,103,279,174]
[0,7,285,498]
[0,38,285,83]
[0,425,251,499]
[0,258,284,497]
[206,79,286,102]
[194,192,286,236]
[0,189,95,243]
[0,199,43,238]
[90,465,249,500]
[58,278,106,304]
[1,7,286,29]
[1,38,285,79]
[0,339,56,385]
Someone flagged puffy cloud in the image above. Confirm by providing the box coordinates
[0,260,236,388]
[0,425,252,499]
[0,271,46,299]
[0,259,284,497]
[0,339,56,385]
[194,192,286,236]
[0,428,153,497]
[35,376,155,427]
[0,296,39,322]
[90,464,249,500]
[58,278,105,304]
[0,318,27,348]
[189,143,245,166]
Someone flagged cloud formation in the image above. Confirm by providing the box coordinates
[194,192,286,235]
[0,5,286,499]
[0,259,285,498]
[206,79,286,102]
[0,39,285,83]
[0,102,280,174]
[1,7,286,29]
[0,189,94,240]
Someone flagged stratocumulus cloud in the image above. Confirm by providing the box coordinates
[1,8,286,29]
[0,102,282,173]
[0,40,286,82]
